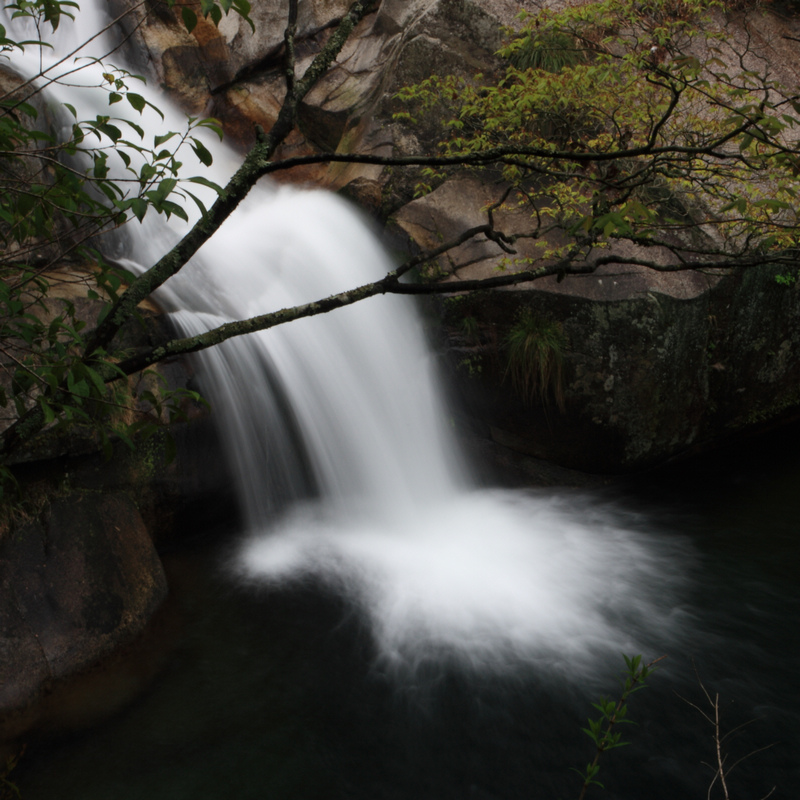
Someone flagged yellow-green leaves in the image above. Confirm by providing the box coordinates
[395,0,800,269]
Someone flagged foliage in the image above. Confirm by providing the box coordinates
[0,0,397,502]
[774,270,798,286]
[7,0,800,499]
[0,0,246,498]
[575,654,662,799]
[459,313,481,343]
[395,0,800,274]
[504,309,566,410]
[504,27,587,73]
[0,744,23,800]
[177,0,254,33]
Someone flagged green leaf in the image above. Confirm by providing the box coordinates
[139,162,157,186]
[93,152,108,179]
[234,0,254,30]
[198,117,224,140]
[185,189,208,218]
[154,131,178,148]
[39,396,56,424]
[181,6,197,32]
[157,177,178,198]
[127,92,146,112]
[187,174,225,196]
[96,122,122,142]
[191,139,214,167]
[130,197,148,222]
[84,365,108,395]
[72,379,90,398]
[161,200,189,221]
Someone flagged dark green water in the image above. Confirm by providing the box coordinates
[12,433,800,800]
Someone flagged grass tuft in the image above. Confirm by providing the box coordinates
[504,310,567,411]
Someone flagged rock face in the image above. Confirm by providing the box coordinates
[0,271,234,746]
[397,178,800,471]
[438,259,800,472]
[109,0,800,471]
[0,492,167,743]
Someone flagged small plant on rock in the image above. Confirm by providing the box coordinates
[504,28,587,73]
[504,310,567,411]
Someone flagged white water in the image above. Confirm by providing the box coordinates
[156,188,692,675]
[16,2,693,675]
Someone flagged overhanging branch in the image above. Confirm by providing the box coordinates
[83,0,380,361]
[112,240,797,376]
[0,0,382,463]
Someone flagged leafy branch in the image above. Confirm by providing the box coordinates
[5,0,800,488]
[575,654,664,799]
[0,0,381,471]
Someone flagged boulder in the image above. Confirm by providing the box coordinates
[0,492,167,743]
[410,180,800,470]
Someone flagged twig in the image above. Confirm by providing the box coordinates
[678,668,777,800]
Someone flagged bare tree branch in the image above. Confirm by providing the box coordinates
[283,0,299,99]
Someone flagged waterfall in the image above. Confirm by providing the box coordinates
[144,187,468,523]
[151,188,692,676]
[13,1,693,676]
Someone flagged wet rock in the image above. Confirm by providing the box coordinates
[437,260,800,472]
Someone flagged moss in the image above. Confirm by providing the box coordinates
[129,429,173,486]
[738,386,800,428]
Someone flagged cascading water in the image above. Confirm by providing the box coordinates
[146,188,470,522]
[4,0,693,675]
[147,182,693,675]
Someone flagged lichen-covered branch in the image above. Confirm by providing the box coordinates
[85,0,379,360]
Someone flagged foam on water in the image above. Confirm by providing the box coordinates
[237,489,692,674]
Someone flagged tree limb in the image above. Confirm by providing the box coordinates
[83,0,379,360]
[109,242,789,376]
[0,0,381,462]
